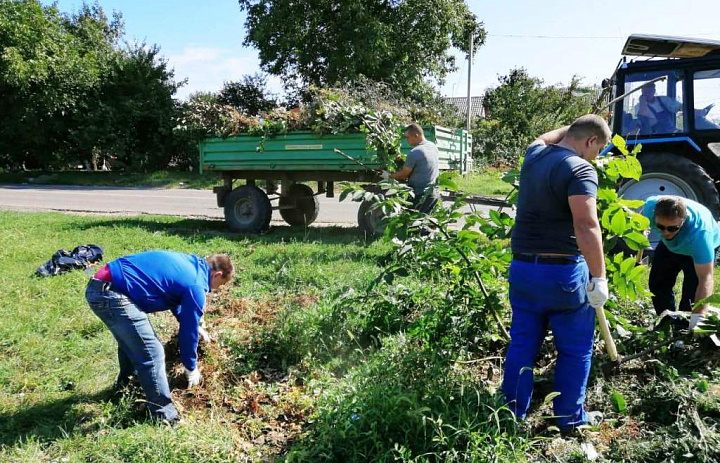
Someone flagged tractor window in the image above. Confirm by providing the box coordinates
[622,72,685,136]
[693,70,720,130]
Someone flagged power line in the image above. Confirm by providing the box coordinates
[487,32,720,40]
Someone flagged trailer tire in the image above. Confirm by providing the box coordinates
[358,199,388,236]
[224,185,272,233]
[619,153,720,217]
[279,183,320,226]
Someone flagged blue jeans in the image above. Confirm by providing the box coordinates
[502,257,595,430]
[85,279,179,422]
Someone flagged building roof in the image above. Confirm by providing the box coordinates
[443,96,485,119]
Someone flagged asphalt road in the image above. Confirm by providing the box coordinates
[0,184,502,227]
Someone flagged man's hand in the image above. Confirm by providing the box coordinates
[185,367,202,388]
[690,305,720,330]
[587,277,609,308]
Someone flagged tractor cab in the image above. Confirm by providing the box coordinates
[604,35,720,228]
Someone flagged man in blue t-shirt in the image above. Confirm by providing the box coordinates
[85,251,234,423]
[386,123,440,212]
[642,196,720,328]
[502,114,610,433]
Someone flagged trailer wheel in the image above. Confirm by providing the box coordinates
[224,185,272,233]
[618,152,720,247]
[358,199,389,236]
[279,183,320,226]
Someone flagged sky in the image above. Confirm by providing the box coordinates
[44,0,720,100]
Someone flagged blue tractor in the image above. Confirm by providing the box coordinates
[601,34,720,247]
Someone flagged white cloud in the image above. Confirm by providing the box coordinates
[168,46,284,100]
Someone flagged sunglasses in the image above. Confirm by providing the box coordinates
[655,221,684,233]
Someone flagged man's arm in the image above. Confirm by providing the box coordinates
[177,286,206,371]
[390,165,413,181]
[569,195,606,279]
[693,262,714,314]
[532,126,569,147]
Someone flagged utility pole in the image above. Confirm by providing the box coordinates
[466,32,473,132]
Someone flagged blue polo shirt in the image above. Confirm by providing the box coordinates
[511,143,598,255]
[642,196,720,264]
[108,251,211,371]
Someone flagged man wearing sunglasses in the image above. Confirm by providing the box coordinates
[503,115,610,434]
[642,195,720,329]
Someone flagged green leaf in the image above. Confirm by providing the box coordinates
[619,256,636,274]
[618,199,645,209]
[543,391,562,406]
[597,188,618,202]
[624,231,650,248]
[610,391,627,413]
[693,293,720,309]
[612,134,627,155]
[438,172,459,191]
[610,209,627,235]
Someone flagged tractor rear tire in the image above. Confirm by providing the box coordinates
[619,152,720,218]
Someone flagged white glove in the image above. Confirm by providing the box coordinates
[380,170,390,180]
[185,367,202,388]
[689,305,720,330]
[689,313,704,330]
[198,326,212,344]
[587,277,609,309]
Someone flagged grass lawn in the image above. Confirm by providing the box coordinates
[1,211,719,462]
[0,211,390,461]
[455,169,515,197]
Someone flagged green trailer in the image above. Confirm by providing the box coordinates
[199,125,472,234]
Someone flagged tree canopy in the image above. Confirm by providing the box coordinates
[237,0,485,101]
[473,68,595,166]
[0,0,183,171]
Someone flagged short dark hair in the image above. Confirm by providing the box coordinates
[567,114,611,144]
[404,123,424,137]
[655,196,687,220]
[205,254,234,278]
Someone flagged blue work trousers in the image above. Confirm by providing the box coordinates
[85,279,179,422]
[502,257,595,430]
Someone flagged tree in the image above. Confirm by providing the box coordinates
[473,69,595,166]
[0,0,121,168]
[72,43,182,171]
[218,73,276,116]
[237,0,485,101]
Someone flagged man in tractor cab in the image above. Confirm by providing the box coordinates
[636,83,681,134]
[642,195,720,329]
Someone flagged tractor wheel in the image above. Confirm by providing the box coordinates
[224,185,272,233]
[279,183,320,226]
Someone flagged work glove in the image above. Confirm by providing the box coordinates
[185,367,202,388]
[379,170,390,180]
[689,305,720,330]
[586,277,609,309]
[198,325,212,344]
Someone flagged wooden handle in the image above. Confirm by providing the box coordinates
[595,304,619,361]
